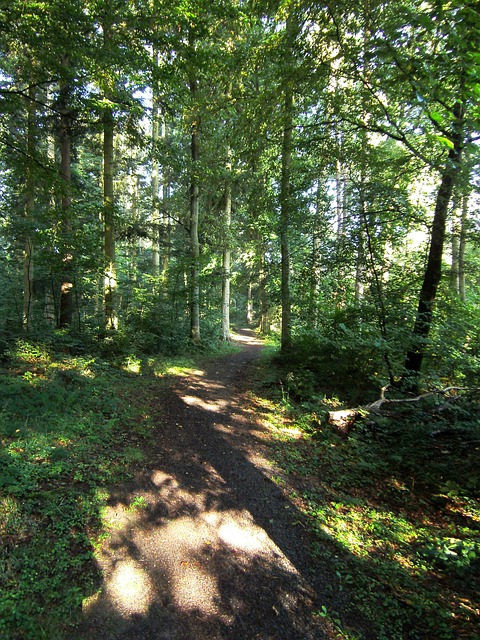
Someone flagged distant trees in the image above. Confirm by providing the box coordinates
[0,0,478,387]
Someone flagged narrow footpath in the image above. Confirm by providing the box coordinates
[75,330,336,640]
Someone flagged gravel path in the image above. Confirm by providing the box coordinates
[75,330,335,640]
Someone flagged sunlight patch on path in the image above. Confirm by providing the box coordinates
[182,394,229,412]
[110,560,154,614]
[85,487,303,627]
[83,557,154,619]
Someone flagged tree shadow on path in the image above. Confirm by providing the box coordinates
[74,330,352,640]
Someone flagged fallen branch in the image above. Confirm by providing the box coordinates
[326,386,471,437]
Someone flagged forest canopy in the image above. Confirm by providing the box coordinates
[0,0,479,391]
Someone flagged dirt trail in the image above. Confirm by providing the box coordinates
[75,329,333,640]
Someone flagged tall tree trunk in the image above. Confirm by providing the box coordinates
[130,172,139,287]
[57,70,74,329]
[404,103,465,387]
[160,116,169,278]
[309,181,323,327]
[221,183,232,341]
[23,88,36,331]
[335,159,345,236]
[459,193,468,303]
[450,196,460,295]
[151,54,160,277]
[280,79,293,353]
[279,12,300,353]
[103,106,117,330]
[354,228,364,303]
[189,77,201,343]
[247,283,254,325]
[259,246,269,333]
[162,175,171,277]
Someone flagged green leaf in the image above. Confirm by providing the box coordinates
[436,135,454,149]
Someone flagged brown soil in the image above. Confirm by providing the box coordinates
[74,329,338,640]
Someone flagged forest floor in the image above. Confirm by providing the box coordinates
[74,329,341,640]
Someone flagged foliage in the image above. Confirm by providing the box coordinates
[252,349,480,640]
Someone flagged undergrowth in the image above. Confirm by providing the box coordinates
[252,350,480,640]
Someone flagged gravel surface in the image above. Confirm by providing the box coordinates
[74,330,336,640]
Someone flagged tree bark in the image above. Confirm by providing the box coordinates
[221,183,232,341]
[247,283,254,325]
[151,52,160,277]
[23,87,36,331]
[280,77,293,353]
[309,181,323,328]
[189,77,201,343]
[259,247,269,333]
[354,228,364,303]
[450,196,460,295]
[459,193,468,302]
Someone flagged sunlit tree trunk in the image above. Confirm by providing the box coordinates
[335,161,347,236]
[103,106,117,330]
[247,282,254,325]
[221,182,232,341]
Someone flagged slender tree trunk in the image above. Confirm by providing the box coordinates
[279,12,300,353]
[280,80,293,352]
[130,172,139,287]
[335,159,344,236]
[459,193,468,302]
[309,181,323,327]
[221,183,232,341]
[23,88,36,331]
[450,197,460,295]
[151,54,160,277]
[247,283,254,325]
[189,77,201,343]
[58,70,74,329]
[404,104,465,386]
[259,245,269,333]
[103,107,117,330]
[162,175,171,276]
[355,228,364,303]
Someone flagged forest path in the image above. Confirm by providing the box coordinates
[75,329,334,640]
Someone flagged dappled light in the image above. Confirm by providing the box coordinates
[108,560,154,616]
[181,394,229,413]
[1,0,479,634]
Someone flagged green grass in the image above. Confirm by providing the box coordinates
[0,338,190,640]
[252,353,480,640]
